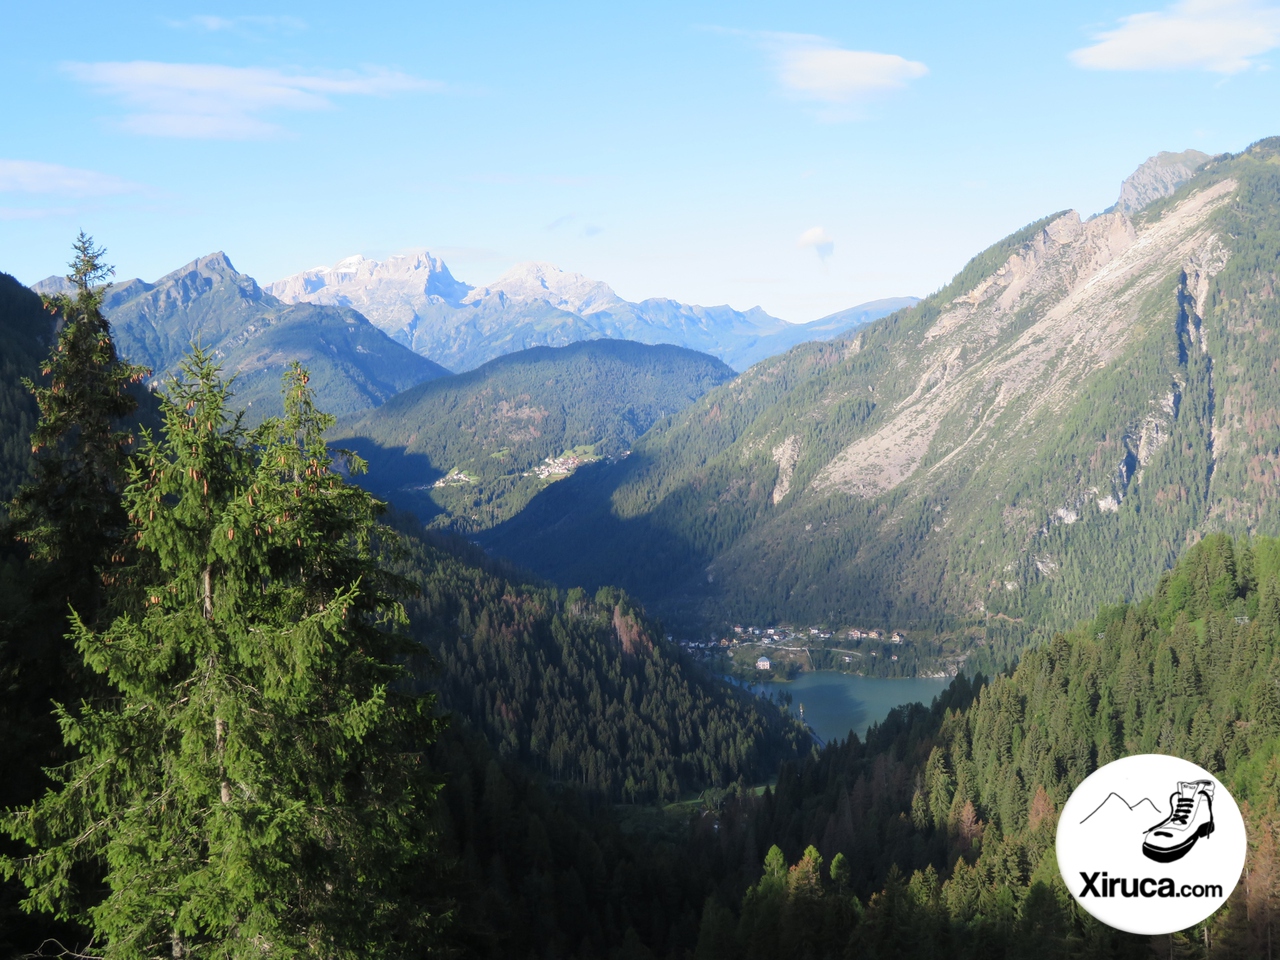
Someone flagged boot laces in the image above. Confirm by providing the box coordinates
[1170,796,1195,825]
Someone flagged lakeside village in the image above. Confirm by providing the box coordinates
[675,624,968,682]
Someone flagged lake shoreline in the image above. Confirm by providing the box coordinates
[735,670,952,743]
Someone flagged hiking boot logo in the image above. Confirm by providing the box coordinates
[1058,755,1247,936]
[1142,780,1215,863]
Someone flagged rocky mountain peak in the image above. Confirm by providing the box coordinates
[1113,149,1212,216]
[266,251,472,307]
[188,251,243,280]
[464,261,623,315]
[30,275,75,297]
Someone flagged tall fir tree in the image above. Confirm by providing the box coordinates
[0,234,148,957]
[8,231,148,626]
[2,353,447,959]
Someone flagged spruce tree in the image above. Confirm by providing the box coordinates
[8,231,148,626]
[2,353,446,959]
[0,234,148,956]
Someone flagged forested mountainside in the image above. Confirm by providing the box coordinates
[670,533,1280,960]
[420,533,1280,959]
[387,521,805,801]
[483,138,1280,638]
[267,253,916,372]
[85,252,447,422]
[0,275,51,503]
[329,340,735,532]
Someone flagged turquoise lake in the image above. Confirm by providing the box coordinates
[756,672,952,743]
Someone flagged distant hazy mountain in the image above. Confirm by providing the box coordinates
[267,256,916,372]
[30,275,75,297]
[38,253,448,423]
[328,339,735,532]
[479,140,1280,637]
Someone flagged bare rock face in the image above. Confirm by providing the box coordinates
[1114,149,1211,215]
[30,275,76,297]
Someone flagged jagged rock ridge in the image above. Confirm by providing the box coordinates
[266,254,917,372]
[74,252,447,423]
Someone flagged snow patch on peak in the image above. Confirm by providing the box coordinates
[464,261,623,315]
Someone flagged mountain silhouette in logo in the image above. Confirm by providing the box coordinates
[1080,792,1162,826]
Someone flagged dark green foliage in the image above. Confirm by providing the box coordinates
[330,339,735,532]
[429,725,726,960]
[0,274,52,505]
[385,519,807,802]
[1,356,445,959]
[9,233,148,624]
[0,237,148,957]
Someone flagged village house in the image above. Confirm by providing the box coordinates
[756,656,771,670]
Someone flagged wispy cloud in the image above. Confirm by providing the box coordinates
[798,226,834,260]
[167,14,307,34]
[709,29,927,120]
[761,33,928,103]
[0,159,141,196]
[1071,0,1280,73]
[63,61,439,139]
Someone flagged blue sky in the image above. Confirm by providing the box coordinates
[3,0,1279,321]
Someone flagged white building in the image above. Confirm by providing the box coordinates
[756,656,772,670]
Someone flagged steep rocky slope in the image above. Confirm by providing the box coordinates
[481,139,1280,639]
[1110,148,1211,215]
[267,255,915,371]
[90,253,447,422]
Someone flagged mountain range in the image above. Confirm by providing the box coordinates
[36,253,448,424]
[265,255,917,372]
[476,141,1279,638]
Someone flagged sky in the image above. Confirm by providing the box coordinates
[2,0,1280,322]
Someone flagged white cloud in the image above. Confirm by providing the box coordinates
[1071,0,1280,73]
[760,33,928,103]
[169,14,307,33]
[0,159,140,196]
[798,226,834,260]
[63,61,439,139]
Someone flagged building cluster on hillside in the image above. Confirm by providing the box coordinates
[525,452,598,480]
[431,471,476,488]
[522,449,631,481]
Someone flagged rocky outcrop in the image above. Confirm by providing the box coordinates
[814,180,1234,499]
[1112,149,1211,215]
[770,435,800,504]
